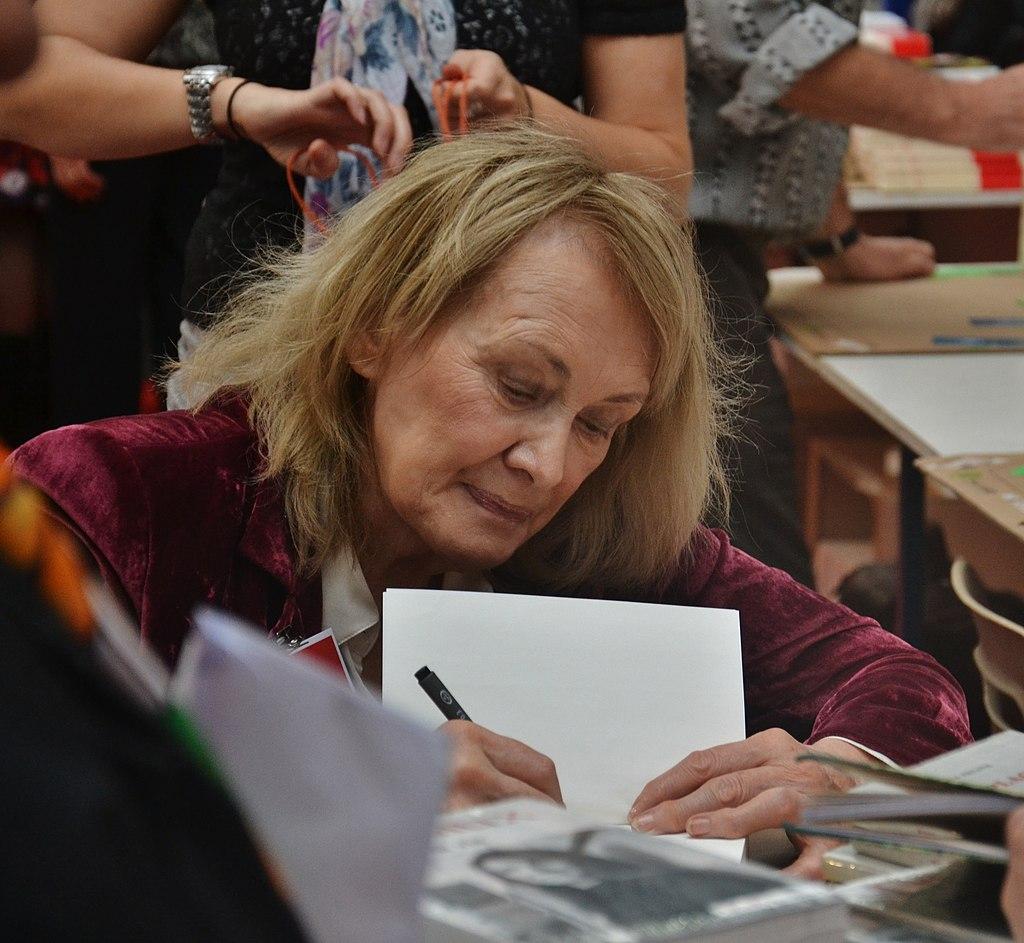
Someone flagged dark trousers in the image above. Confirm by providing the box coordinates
[694,222,814,588]
[45,148,220,426]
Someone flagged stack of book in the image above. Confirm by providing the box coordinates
[845,126,1024,192]
[792,732,1024,942]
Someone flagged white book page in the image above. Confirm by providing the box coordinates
[382,589,745,857]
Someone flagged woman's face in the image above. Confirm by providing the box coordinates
[353,221,653,572]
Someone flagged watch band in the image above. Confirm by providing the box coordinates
[182,65,234,145]
[798,225,861,261]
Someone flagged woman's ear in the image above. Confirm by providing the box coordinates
[347,332,383,380]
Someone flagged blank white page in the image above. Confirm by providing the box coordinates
[382,589,745,825]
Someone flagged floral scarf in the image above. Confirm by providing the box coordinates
[303,0,457,245]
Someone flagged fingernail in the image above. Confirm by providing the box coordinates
[686,816,710,837]
[628,804,639,820]
[631,812,657,833]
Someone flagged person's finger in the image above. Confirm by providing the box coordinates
[292,140,339,179]
[384,102,413,174]
[681,786,808,839]
[446,765,563,811]
[631,729,795,817]
[783,837,837,880]
[357,88,397,159]
[328,78,368,127]
[459,722,563,804]
[631,768,787,835]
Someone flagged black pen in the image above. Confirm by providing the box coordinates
[415,665,472,722]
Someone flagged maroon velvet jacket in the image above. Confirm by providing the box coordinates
[12,399,971,766]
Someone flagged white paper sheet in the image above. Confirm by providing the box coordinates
[381,589,745,853]
[171,608,449,943]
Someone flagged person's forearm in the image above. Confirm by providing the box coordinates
[526,87,692,219]
[0,34,196,157]
[780,44,970,147]
[809,182,856,239]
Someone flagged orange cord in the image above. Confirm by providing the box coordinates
[287,76,469,235]
[431,73,469,140]
[286,145,381,237]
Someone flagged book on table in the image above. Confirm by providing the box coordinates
[422,799,847,943]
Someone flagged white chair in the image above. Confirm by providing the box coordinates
[950,559,1024,733]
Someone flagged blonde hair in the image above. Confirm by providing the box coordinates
[177,127,732,593]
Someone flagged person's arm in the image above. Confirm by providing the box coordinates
[438,33,692,218]
[807,181,937,282]
[0,1,411,176]
[781,41,1024,152]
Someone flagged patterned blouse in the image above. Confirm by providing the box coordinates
[686,0,862,240]
[184,0,685,324]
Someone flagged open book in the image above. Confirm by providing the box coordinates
[381,589,746,860]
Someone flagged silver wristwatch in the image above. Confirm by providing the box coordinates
[182,64,234,144]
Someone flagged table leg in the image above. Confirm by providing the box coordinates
[898,446,925,647]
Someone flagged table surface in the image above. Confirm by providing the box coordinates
[798,351,1024,457]
[848,187,1024,212]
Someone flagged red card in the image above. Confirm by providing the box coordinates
[292,628,351,682]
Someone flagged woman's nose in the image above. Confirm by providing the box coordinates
[504,419,571,490]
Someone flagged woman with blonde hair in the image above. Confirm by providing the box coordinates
[14,128,968,876]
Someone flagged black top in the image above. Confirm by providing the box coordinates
[184,0,686,322]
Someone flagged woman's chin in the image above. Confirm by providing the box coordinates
[428,530,523,574]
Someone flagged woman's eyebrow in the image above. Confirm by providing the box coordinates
[516,340,648,404]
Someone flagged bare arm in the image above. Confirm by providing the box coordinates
[537,34,693,216]
[443,34,692,219]
[0,0,411,174]
[780,42,1024,151]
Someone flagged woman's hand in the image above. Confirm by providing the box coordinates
[628,729,867,877]
[437,50,531,128]
[443,719,563,811]
[1004,807,1024,941]
[218,77,413,179]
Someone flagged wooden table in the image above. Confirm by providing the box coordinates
[769,268,1024,643]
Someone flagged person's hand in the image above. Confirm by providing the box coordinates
[628,729,868,878]
[49,155,105,203]
[218,78,413,179]
[816,234,936,283]
[443,719,563,811]
[436,50,532,128]
[1004,807,1024,941]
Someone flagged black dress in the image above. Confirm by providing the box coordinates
[184,0,685,322]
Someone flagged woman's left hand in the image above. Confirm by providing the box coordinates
[628,729,868,877]
[437,49,531,126]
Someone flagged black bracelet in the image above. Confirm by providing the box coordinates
[798,224,861,261]
[226,79,252,141]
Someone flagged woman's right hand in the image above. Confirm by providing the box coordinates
[217,77,413,180]
[443,719,564,811]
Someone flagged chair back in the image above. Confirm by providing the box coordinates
[950,559,1024,732]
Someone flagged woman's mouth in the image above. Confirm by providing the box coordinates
[463,484,531,524]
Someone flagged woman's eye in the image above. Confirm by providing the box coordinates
[500,379,540,404]
[578,417,612,441]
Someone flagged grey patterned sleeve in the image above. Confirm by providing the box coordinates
[709,2,861,137]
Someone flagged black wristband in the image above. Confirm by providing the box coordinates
[798,225,861,260]
[226,79,252,141]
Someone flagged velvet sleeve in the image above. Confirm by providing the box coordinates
[11,424,152,623]
[673,529,972,766]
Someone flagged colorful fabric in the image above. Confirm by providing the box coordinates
[303,0,456,242]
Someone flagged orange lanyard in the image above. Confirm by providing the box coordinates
[287,75,469,237]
